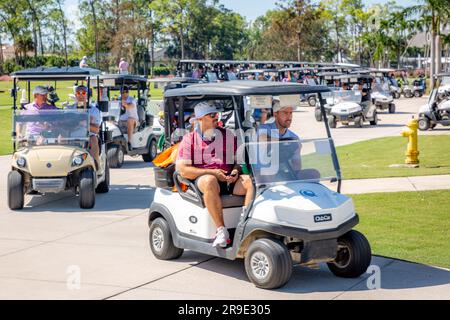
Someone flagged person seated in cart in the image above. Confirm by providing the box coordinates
[118,85,139,150]
[66,85,102,169]
[176,102,254,248]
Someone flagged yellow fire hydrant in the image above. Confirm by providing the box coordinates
[401,118,420,165]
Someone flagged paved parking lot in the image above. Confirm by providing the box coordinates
[0,96,449,299]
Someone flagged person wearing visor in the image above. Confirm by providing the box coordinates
[67,85,102,169]
[176,102,254,248]
[118,85,138,150]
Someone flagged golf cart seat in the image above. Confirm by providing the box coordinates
[137,105,146,128]
[173,171,245,208]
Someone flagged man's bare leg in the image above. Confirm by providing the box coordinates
[197,174,224,228]
[127,118,136,147]
[89,136,101,170]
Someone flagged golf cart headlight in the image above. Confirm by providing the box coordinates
[72,154,87,167]
[16,157,26,168]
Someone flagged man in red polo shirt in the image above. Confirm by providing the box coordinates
[176,102,253,247]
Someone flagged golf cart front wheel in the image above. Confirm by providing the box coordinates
[388,104,396,114]
[245,238,292,289]
[8,170,24,210]
[354,116,363,128]
[107,144,124,168]
[149,217,184,260]
[414,91,421,98]
[418,118,431,131]
[328,116,337,128]
[315,108,323,122]
[308,96,316,107]
[142,139,157,162]
[79,169,95,209]
[327,230,371,278]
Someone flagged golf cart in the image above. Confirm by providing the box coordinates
[314,71,344,122]
[278,67,320,106]
[412,78,425,97]
[8,67,111,210]
[99,74,158,168]
[437,73,450,98]
[148,81,372,289]
[177,60,242,82]
[371,78,396,113]
[370,68,401,100]
[418,73,450,130]
[327,74,378,128]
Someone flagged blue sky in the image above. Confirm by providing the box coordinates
[63,0,420,29]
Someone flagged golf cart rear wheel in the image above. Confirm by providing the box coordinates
[79,169,95,209]
[388,104,396,114]
[327,230,371,278]
[7,170,24,210]
[315,107,323,122]
[107,144,124,168]
[328,116,337,128]
[414,91,421,98]
[308,96,316,107]
[95,160,110,193]
[418,118,430,131]
[245,238,292,289]
[354,116,363,128]
[142,139,157,162]
[149,217,184,260]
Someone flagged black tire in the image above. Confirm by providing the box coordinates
[149,217,184,260]
[308,96,316,107]
[79,169,95,209]
[418,117,430,131]
[394,92,401,99]
[369,112,378,125]
[328,116,337,128]
[7,170,24,210]
[327,230,372,278]
[315,107,323,122]
[414,90,421,98]
[354,116,363,128]
[245,238,292,289]
[107,144,124,168]
[388,104,396,114]
[142,138,157,162]
[95,160,110,193]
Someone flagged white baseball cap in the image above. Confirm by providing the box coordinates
[194,102,220,119]
[272,96,297,112]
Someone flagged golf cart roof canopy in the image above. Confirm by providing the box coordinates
[99,74,147,84]
[238,69,278,74]
[435,73,450,78]
[164,81,331,98]
[318,72,345,77]
[279,67,317,72]
[12,67,101,80]
[148,77,202,83]
[335,74,374,81]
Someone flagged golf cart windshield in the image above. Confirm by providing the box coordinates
[14,109,89,148]
[372,80,390,95]
[322,90,362,104]
[240,93,339,186]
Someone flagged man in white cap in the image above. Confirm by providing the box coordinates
[258,97,299,141]
[22,86,58,136]
[176,101,254,248]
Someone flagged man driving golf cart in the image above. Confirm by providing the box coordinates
[176,102,254,247]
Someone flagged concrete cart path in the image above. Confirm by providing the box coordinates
[0,155,449,299]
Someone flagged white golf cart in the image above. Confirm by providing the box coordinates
[327,74,378,128]
[99,74,158,168]
[418,73,450,130]
[148,81,372,289]
[371,79,396,114]
[8,67,111,209]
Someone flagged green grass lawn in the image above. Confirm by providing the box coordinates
[352,189,450,269]
[337,136,450,179]
[0,109,12,155]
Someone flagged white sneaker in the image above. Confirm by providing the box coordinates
[212,227,229,248]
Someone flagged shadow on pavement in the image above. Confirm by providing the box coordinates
[192,255,450,294]
[334,123,404,129]
[22,185,155,212]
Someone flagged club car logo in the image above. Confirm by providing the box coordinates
[300,189,317,197]
[189,216,198,224]
[314,214,332,223]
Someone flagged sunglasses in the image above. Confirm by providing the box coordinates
[76,91,87,96]
[207,112,219,118]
